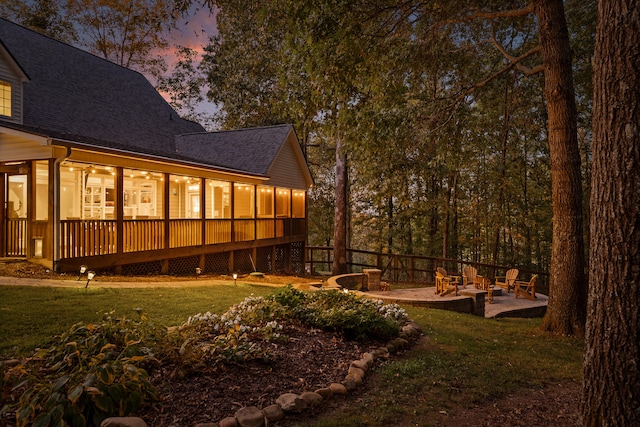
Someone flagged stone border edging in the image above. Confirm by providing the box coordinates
[100,320,424,427]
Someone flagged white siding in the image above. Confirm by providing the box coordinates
[0,53,24,124]
[265,134,311,189]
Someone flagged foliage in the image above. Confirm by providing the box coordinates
[0,0,77,43]
[170,287,408,370]
[200,0,595,283]
[272,286,408,341]
[2,312,160,427]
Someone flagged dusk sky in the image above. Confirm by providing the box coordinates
[158,5,220,124]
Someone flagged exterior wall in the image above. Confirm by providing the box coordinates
[264,134,311,189]
[0,53,23,124]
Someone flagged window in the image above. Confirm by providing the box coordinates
[0,80,11,117]
[292,190,305,218]
[257,186,274,218]
[275,188,291,218]
[170,175,200,219]
[205,179,231,218]
[124,169,163,219]
[234,183,255,218]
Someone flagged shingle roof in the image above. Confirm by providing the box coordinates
[176,125,293,175]
[0,18,311,182]
[0,18,205,158]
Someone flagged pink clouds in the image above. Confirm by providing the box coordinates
[170,6,218,53]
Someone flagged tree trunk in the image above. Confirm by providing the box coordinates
[583,0,640,424]
[534,0,587,336]
[332,134,349,275]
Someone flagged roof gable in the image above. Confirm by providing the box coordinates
[0,18,204,157]
[176,124,313,188]
[0,39,29,82]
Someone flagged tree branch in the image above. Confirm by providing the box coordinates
[468,4,534,20]
[490,23,543,76]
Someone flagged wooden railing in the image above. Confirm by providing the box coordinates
[4,218,27,256]
[57,218,306,260]
[306,246,550,293]
[124,220,164,252]
[169,219,202,248]
[234,219,255,241]
[256,219,275,239]
[205,219,232,244]
[60,220,117,258]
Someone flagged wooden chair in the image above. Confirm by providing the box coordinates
[462,265,477,288]
[515,274,538,300]
[495,268,519,293]
[436,269,459,296]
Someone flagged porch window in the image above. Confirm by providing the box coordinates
[234,183,255,218]
[292,190,305,218]
[275,188,290,218]
[124,169,163,219]
[205,179,231,218]
[170,174,200,218]
[0,80,11,117]
[59,162,115,219]
[257,186,274,218]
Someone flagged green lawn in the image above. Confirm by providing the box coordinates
[0,283,273,357]
[0,283,583,426]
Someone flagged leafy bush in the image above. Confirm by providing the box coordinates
[2,312,160,427]
[3,287,408,425]
[274,287,408,341]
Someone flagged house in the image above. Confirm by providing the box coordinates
[0,18,312,275]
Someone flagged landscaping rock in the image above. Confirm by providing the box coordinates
[348,365,366,379]
[300,391,323,407]
[351,358,369,372]
[328,382,349,396]
[361,352,375,367]
[276,393,307,413]
[262,404,285,422]
[218,417,239,427]
[100,417,148,427]
[234,406,264,427]
[342,376,358,391]
[314,387,333,399]
[194,423,219,427]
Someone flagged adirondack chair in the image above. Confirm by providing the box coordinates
[462,265,477,288]
[436,268,459,296]
[494,268,519,293]
[515,274,538,300]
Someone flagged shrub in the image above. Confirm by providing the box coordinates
[3,312,160,427]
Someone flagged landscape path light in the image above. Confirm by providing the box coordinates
[233,272,238,285]
[77,265,87,280]
[85,270,96,288]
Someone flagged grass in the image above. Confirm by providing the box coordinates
[0,283,273,357]
[0,283,584,426]
[302,307,583,427]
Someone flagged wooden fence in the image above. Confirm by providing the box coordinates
[306,246,550,294]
